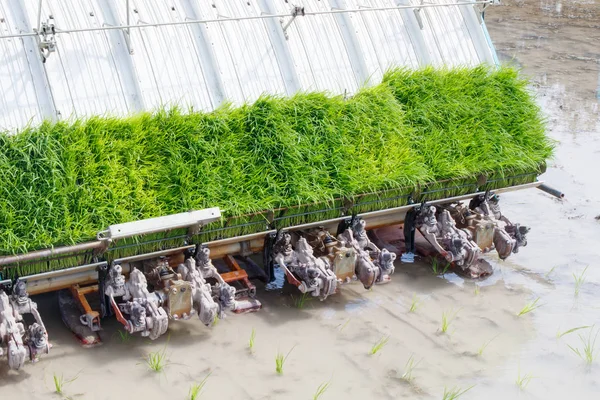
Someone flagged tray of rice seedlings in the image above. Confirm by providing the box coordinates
[0,66,552,276]
[481,163,546,192]
[348,185,416,215]
[382,66,552,184]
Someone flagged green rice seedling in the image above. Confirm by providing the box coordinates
[517,298,542,316]
[556,325,591,339]
[115,329,131,343]
[275,346,296,375]
[313,380,331,400]
[545,265,557,279]
[248,328,256,353]
[573,266,588,296]
[143,340,170,373]
[431,258,440,275]
[369,335,390,355]
[477,335,499,356]
[516,368,535,390]
[442,385,475,400]
[337,318,351,332]
[189,373,211,400]
[441,309,460,334]
[401,354,422,382]
[474,285,480,296]
[294,292,311,309]
[409,293,421,313]
[212,314,219,326]
[567,326,600,365]
[52,372,79,396]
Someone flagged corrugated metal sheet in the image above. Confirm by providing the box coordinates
[0,0,498,132]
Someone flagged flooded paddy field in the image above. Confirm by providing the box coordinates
[1,1,599,399]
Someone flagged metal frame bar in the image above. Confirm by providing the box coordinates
[0,1,493,40]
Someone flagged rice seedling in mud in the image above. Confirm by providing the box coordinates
[516,368,535,390]
[294,292,311,309]
[189,373,211,400]
[442,385,475,400]
[556,325,591,339]
[369,335,390,355]
[275,345,296,375]
[53,373,78,395]
[114,329,132,343]
[409,293,421,313]
[337,318,351,332]
[477,335,499,356]
[567,326,600,365]
[573,266,589,296]
[248,328,256,353]
[517,298,542,316]
[313,380,332,400]
[440,309,460,334]
[0,67,552,269]
[401,354,422,382]
[474,285,480,296]
[141,338,171,373]
[545,265,558,279]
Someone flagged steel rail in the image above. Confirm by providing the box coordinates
[0,1,492,40]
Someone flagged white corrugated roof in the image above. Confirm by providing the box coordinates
[0,0,497,132]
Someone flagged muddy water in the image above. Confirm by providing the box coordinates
[1,2,600,399]
[477,0,600,398]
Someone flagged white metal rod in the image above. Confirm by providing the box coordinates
[36,0,43,31]
[126,0,130,37]
[0,1,493,40]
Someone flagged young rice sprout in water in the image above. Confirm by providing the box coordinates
[516,368,535,390]
[312,380,332,400]
[573,266,589,296]
[409,293,421,313]
[401,354,422,382]
[370,335,390,355]
[188,373,211,400]
[248,328,256,352]
[275,346,296,375]
[567,326,600,365]
[442,385,475,400]
[441,309,460,334]
[517,298,542,316]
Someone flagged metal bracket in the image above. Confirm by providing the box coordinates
[475,2,491,23]
[37,20,56,63]
[239,240,252,257]
[280,6,305,40]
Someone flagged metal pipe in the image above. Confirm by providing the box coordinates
[0,241,104,266]
[22,262,107,281]
[126,0,130,37]
[537,183,565,199]
[36,0,43,31]
[19,262,107,296]
[112,245,195,265]
[205,230,277,248]
[0,1,493,40]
